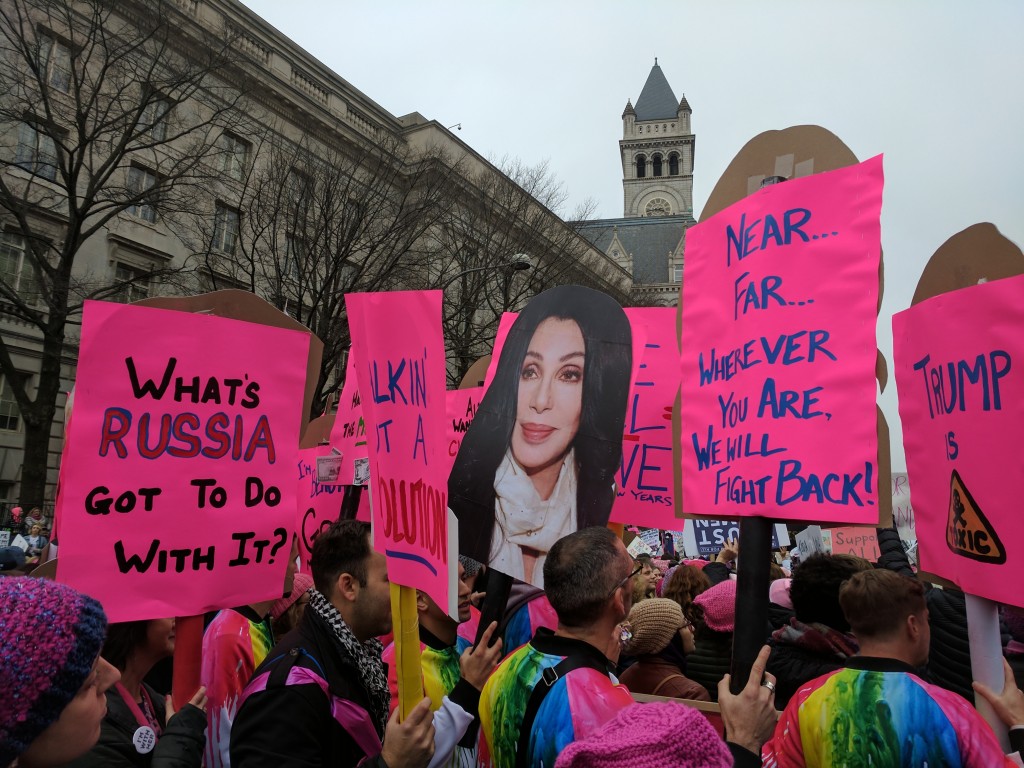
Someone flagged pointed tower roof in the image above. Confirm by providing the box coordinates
[678,93,691,113]
[634,59,678,121]
[622,99,635,118]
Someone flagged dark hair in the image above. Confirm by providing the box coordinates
[839,569,925,640]
[311,520,372,597]
[544,527,628,628]
[768,563,786,581]
[450,285,632,562]
[103,620,151,670]
[662,564,711,616]
[790,553,873,631]
[634,553,653,566]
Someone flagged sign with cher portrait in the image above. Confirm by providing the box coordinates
[448,285,632,588]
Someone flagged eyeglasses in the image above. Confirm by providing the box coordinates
[608,563,644,599]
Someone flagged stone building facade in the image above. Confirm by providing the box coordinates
[580,60,695,306]
[0,0,629,508]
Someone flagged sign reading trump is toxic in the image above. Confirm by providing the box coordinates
[57,301,309,622]
[893,274,1024,606]
[680,156,884,523]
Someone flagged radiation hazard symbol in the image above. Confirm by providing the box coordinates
[946,470,1006,564]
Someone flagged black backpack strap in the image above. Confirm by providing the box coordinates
[514,654,606,768]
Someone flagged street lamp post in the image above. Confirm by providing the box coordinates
[439,253,533,292]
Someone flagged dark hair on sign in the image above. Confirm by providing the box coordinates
[839,569,926,641]
[544,527,628,628]
[311,520,372,596]
[449,285,632,562]
[790,553,873,632]
[102,620,150,671]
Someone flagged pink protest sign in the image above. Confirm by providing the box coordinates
[57,301,308,622]
[893,275,1024,605]
[482,312,519,389]
[830,526,880,561]
[328,354,370,486]
[346,291,455,615]
[295,445,344,573]
[680,156,883,523]
[444,388,482,479]
[611,308,679,527]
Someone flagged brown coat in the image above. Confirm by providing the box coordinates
[619,657,711,702]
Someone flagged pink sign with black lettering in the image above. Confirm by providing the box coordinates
[57,301,308,622]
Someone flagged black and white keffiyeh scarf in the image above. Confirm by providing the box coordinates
[308,588,390,733]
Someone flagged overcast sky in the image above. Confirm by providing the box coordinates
[241,0,1024,472]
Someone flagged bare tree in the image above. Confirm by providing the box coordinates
[0,0,252,507]
[197,132,465,414]
[431,156,625,385]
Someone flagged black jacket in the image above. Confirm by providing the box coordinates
[67,683,205,768]
[686,628,732,702]
[230,608,388,768]
[766,633,850,710]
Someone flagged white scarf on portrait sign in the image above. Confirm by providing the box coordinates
[491,449,577,588]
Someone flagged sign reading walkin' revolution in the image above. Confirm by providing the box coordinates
[346,291,457,617]
[680,156,883,523]
[893,275,1024,606]
[57,301,308,622]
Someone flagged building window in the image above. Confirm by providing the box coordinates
[284,235,305,281]
[138,96,172,142]
[673,262,683,283]
[39,33,71,93]
[0,375,20,432]
[15,122,58,181]
[653,154,663,177]
[0,233,40,304]
[113,263,150,303]
[126,165,158,223]
[212,203,240,254]
[217,132,249,181]
[669,153,679,176]
[636,155,646,179]
[286,168,310,209]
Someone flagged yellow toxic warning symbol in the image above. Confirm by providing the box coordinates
[946,470,1005,564]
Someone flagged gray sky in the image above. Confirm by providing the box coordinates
[240,0,1024,472]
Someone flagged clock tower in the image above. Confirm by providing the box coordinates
[620,59,694,219]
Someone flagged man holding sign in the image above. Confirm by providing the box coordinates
[231,521,435,768]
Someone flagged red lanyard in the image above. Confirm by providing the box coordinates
[114,682,162,737]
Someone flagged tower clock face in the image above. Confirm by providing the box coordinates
[645,197,671,216]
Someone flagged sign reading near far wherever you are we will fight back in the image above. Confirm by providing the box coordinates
[680,156,884,523]
[57,301,309,622]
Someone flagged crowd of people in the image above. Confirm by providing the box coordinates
[4,520,1024,767]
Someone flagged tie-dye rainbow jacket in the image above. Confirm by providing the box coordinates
[201,606,274,768]
[762,656,1017,768]
[382,629,480,768]
[478,628,633,768]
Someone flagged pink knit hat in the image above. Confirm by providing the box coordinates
[554,701,731,768]
[271,572,313,620]
[693,579,736,633]
[769,578,793,610]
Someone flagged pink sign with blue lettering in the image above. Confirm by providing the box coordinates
[893,275,1024,606]
[680,156,883,522]
[346,291,456,616]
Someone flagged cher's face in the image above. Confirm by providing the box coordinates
[511,317,584,475]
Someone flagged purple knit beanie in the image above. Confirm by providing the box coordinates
[554,701,731,768]
[693,578,737,633]
[0,577,108,765]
